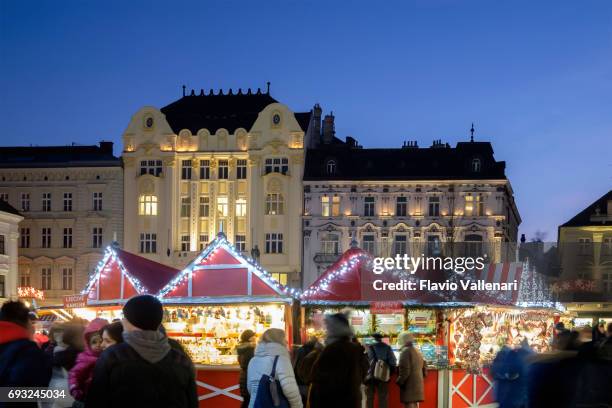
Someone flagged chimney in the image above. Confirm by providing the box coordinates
[322,113,335,144]
[312,104,322,147]
[99,141,114,155]
[345,136,358,148]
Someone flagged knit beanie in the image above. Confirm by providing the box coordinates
[122,295,163,331]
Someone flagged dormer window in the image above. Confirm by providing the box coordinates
[471,158,481,172]
[326,160,337,175]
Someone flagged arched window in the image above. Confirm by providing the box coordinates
[138,195,158,215]
[472,158,481,172]
[265,193,284,215]
[326,160,337,175]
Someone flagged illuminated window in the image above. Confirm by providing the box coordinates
[236,199,247,217]
[139,195,158,215]
[265,194,284,215]
[217,197,228,217]
[322,196,340,217]
[331,196,341,216]
[271,272,288,285]
[322,196,330,217]
[181,197,191,218]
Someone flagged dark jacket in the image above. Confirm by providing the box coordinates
[309,337,368,408]
[236,342,254,398]
[53,347,80,371]
[294,341,322,386]
[0,321,52,408]
[85,342,197,408]
[367,341,397,380]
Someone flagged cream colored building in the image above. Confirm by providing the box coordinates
[0,143,123,305]
[122,87,318,286]
[0,201,23,302]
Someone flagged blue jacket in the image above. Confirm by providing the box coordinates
[368,341,397,369]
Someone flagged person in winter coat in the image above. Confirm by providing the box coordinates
[491,344,531,408]
[0,300,52,408]
[309,313,369,408]
[246,328,302,408]
[86,295,198,408]
[293,335,323,403]
[396,331,425,408]
[101,321,123,349]
[68,317,108,403]
[237,329,256,408]
[366,333,397,408]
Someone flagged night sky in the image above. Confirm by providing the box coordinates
[1,0,611,241]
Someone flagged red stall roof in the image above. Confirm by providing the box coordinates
[158,233,294,303]
[301,246,521,307]
[82,246,180,305]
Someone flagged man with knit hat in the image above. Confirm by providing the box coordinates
[86,295,197,408]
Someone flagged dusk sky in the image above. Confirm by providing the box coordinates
[1,0,611,241]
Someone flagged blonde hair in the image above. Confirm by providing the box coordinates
[397,331,414,347]
[260,328,287,346]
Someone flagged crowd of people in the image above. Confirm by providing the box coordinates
[2,296,612,408]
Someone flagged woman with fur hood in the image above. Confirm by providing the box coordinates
[246,328,302,408]
[308,313,369,408]
[68,318,108,404]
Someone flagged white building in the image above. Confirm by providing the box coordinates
[0,142,123,305]
[0,200,23,302]
[302,130,521,287]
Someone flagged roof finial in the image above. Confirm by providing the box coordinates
[182,85,186,97]
[470,123,475,142]
[266,81,270,94]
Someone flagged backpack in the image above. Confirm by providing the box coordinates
[367,345,390,382]
[253,355,290,408]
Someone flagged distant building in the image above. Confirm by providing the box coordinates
[121,87,319,286]
[302,127,521,286]
[0,142,123,305]
[0,200,23,302]
[557,190,612,320]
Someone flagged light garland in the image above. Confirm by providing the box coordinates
[17,286,45,300]
[157,233,299,299]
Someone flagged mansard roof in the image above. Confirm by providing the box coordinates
[560,190,612,228]
[0,199,21,216]
[0,142,120,169]
[161,88,312,135]
[304,140,507,181]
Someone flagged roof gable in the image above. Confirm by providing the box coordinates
[561,190,612,227]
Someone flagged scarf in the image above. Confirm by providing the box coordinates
[123,330,171,363]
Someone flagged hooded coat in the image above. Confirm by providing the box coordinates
[85,329,197,408]
[396,345,425,403]
[246,341,302,408]
[68,318,107,401]
[237,341,255,403]
[0,321,52,408]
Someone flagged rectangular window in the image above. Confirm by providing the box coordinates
[42,193,52,212]
[265,194,284,215]
[271,272,288,286]
[428,196,440,217]
[181,235,190,252]
[265,233,283,254]
[217,197,228,217]
[321,233,339,255]
[604,238,612,256]
[0,193,8,202]
[140,160,163,176]
[396,196,407,217]
[139,233,157,253]
[41,268,52,290]
[0,235,4,255]
[465,194,473,216]
[394,235,408,255]
[465,194,484,216]
[20,228,30,248]
[93,192,103,211]
[63,193,73,212]
[63,228,73,249]
[62,268,73,290]
[236,159,247,179]
[199,234,209,251]
[199,197,210,217]
[264,158,289,175]
[0,275,4,298]
[362,235,375,255]
[579,238,592,256]
[322,196,341,217]
[199,160,210,179]
[21,193,30,212]
[20,272,30,288]
[364,197,375,217]
[181,160,192,180]
[218,160,229,179]
[475,194,484,216]
[235,199,247,217]
[235,235,246,252]
[139,195,158,215]
[331,196,341,216]
[321,196,330,217]
[92,227,103,248]
[181,197,191,218]
[42,228,52,248]
[603,272,612,293]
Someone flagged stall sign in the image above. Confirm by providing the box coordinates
[63,294,88,308]
[371,301,403,314]
[351,316,364,326]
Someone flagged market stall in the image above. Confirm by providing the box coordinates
[300,246,559,408]
[156,233,295,408]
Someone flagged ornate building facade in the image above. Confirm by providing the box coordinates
[121,87,318,286]
[0,200,23,302]
[0,143,123,305]
[302,130,521,286]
